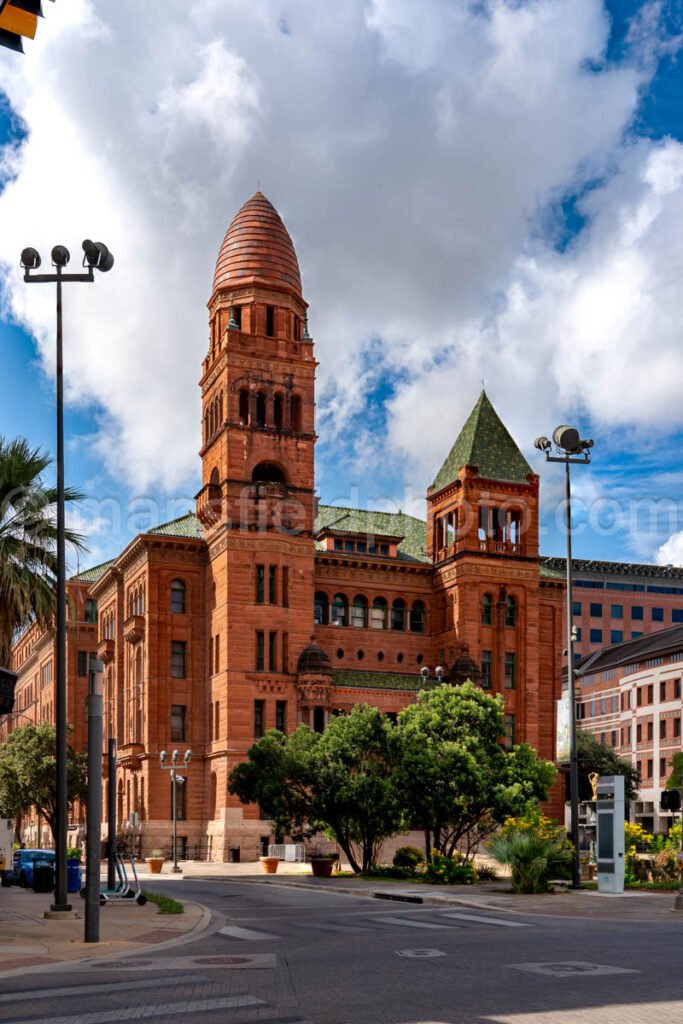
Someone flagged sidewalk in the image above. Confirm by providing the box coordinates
[0,884,208,978]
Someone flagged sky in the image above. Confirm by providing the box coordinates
[1,0,683,572]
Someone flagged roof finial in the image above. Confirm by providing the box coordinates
[481,377,486,394]
[303,314,311,340]
[228,292,239,330]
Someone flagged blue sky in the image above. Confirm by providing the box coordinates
[1,0,682,572]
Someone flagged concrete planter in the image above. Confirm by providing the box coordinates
[310,856,337,878]
[260,856,280,874]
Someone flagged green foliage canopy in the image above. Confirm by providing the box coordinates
[0,723,87,842]
[576,730,640,801]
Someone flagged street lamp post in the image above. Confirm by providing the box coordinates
[534,425,594,890]
[85,658,104,943]
[159,748,191,873]
[21,241,114,913]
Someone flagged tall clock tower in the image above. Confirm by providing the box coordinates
[196,193,317,852]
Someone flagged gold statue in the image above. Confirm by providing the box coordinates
[588,772,599,801]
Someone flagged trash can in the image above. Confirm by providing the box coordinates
[32,861,55,894]
[67,859,82,894]
[228,846,240,864]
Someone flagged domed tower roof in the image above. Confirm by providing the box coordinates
[449,649,482,686]
[297,644,332,675]
[212,192,303,299]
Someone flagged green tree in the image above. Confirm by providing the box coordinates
[666,751,683,791]
[576,730,640,801]
[0,436,83,666]
[229,705,402,873]
[395,683,556,860]
[0,723,87,843]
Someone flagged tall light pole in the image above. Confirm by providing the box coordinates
[534,425,594,890]
[21,241,114,913]
[159,748,191,873]
[85,657,104,943]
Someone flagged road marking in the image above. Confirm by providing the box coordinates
[0,974,202,1003]
[14,995,265,1024]
[219,924,281,941]
[442,912,529,928]
[0,945,45,955]
[396,948,447,958]
[376,916,448,929]
[508,961,639,977]
[290,920,373,933]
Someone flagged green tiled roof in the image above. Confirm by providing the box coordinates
[540,563,566,580]
[333,669,422,691]
[315,505,428,563]
[432,391,533,492]
[69,559,115,583]
[147,513,204,539]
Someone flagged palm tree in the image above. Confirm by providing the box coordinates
[0,436,84,666]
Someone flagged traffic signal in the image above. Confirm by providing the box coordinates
[661,789,681,812]
[0,667,18,716]
[0,1,55,54]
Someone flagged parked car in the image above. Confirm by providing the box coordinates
[1,848,56,888]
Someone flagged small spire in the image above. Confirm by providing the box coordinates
[303,314,311,340]
[228,293,239,330]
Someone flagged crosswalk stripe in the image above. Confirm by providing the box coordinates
[16,995,265,1024]
[0,975,201,1004]
[291,920,373,933]
[442,912,529,928]
[376,916,448,929]
[219,924,281,941]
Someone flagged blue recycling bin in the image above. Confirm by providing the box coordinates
[67,858,82,894]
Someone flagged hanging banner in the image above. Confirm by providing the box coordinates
[556,697,571,763]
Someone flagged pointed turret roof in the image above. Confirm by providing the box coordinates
[431,391,533,491]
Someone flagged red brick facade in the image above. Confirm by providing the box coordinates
[5,193,565,858]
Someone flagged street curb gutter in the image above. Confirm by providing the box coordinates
[0,900,214,982]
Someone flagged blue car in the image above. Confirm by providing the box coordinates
[1,848,56,888]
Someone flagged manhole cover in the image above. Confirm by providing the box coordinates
[396,949,446,959]
[508,961,639,977]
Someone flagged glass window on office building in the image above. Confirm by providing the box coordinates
[590,628,603,644]
[590,603,603,617]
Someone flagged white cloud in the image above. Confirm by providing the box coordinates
[656,531,683,567]
[0,0,680,514]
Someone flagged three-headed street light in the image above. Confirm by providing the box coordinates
[159,748,192,873]
[534,424,595,890]
[21,240,114,915]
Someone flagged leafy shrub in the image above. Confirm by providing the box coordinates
[624,822,653,884]
[473,863,499,882]
[363,865,414,880]
[487,831,572,894]
[66,846,82,860]
[500,810,571,852]
[393,846,425,873]
[423,852,478,885]
[652,848,678,882]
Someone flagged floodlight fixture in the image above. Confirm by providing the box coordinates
[534,436,551,453]
[183,749,192,764]
[51,244,70,268]
[420,666,430,680]
[435,665,444,681]
[82,239,114,272]
[171,749,179,764]
[20,247,41,270]
[159,750,167,766]
[553,425,581,455]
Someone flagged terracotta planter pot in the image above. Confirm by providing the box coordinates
[310,857,336,878]
[260,856,280,874]
[146,857,164,874]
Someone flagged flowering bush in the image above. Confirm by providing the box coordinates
[499,810,572,854]
[392,846,425,873]
[624,822,653,883]
[423,852,478,885]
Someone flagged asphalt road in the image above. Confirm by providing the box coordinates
[1,877,683,1024]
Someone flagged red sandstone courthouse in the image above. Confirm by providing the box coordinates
[8,194,568,859]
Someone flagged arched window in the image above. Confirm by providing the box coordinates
[171,579,186,615]
[204,411,210,441]
[391,599,406,631]
[505,595,517,628]
[314,591,329,625]
[84,599,97,624]
[481,593,493,626]
[256,391,267,428]
[291,394,302,433]
[351,595,368,628]
[274,392,284,431]
[239,389,249,425]
[331,594,348,627]
[218,393,223,426]
[251,462,287,484]
[410,600,425,633]
[370,597,387,630]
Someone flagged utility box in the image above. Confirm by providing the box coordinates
[596,775,625,894]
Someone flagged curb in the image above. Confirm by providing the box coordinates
[0,900,214,982]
